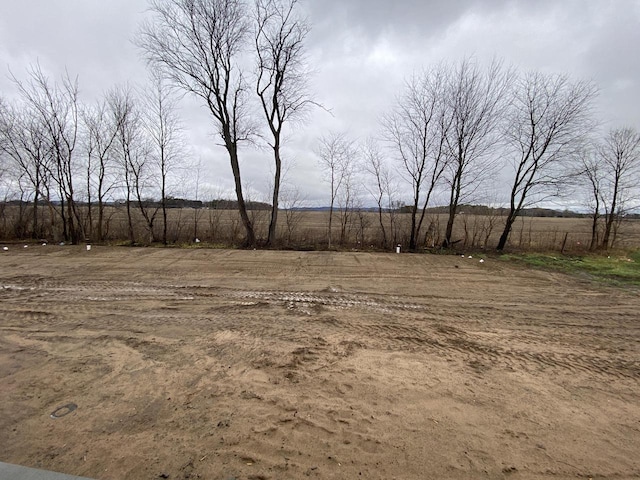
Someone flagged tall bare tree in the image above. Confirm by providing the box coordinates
[83,97,121,241]
[442,58,512,247]
[383,68,450,251]
[142,73,184,245]
[109,85,145,244]
[255,0,313,246]
[598,127,640,249]
[316,131,357,249]
[496,71,597,251]
[139,0,257,246]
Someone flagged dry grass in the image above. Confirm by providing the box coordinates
[2,204,640,252]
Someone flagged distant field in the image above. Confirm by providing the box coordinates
[2,204,639,251]
[128,208,640,251]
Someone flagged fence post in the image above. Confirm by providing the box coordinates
[561,232,569,254]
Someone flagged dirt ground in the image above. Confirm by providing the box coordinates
[1,246,639,480]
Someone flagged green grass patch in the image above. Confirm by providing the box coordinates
[501,250,640,286]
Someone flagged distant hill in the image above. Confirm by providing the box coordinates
[420,204,588,218]
[292,204,590,218]
[3,199,637,218]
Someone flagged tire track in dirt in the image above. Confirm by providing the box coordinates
[231,290,431,313]
[212,288,640,380]
[2,277,638,380]
[352,319,639,379]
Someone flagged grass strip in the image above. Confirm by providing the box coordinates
[500,250,640,286]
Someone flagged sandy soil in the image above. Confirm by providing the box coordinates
[1,246,639,480]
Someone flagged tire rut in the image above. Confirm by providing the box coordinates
[1,280,637,379]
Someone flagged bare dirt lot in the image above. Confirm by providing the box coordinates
[1,246,639,479]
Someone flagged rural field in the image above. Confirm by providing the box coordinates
[4,204,640,252]
[0,246,639,479]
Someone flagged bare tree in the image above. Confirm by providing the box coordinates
[109,85,144,244]
[383,68,450,251]
[131,148,160,244]
[12,65,84,243]
[316,131,357,249]
[142,73,184,245]
[336,161,360,246]
[577,146,603,250]
[139,0,257,246]
[442,58,512,247]
[255,0,314,246]
[496,71,597,251]
[361,137,397,249]
[82,97,121,241]
[0,100,54,239]
[598,127,640,249]
[280,184,305,245]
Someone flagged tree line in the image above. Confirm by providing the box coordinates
[1,0,639,251]
[317,61,639,251]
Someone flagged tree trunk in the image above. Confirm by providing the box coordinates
[59,193,67,242]
[496,210,518,251]
[601,179,618,250]
[161,143,168,245]
[328,201,334,250]
[267,143,281,247]
[97,167,105,241]
[162,199,167,245]
[126,183,135,245]
[228,142,255,247]
[67,197,79,244]
[97,197,104,242]
[31,190,39,239]
[443,171,462,248]
[161,168,167,246]
[443,204,456,248]
[589,211,599,251]
[409,205,418,251]
[86,175,93,241]
[377,197,387,249]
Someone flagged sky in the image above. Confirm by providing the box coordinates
[1,0,639,207]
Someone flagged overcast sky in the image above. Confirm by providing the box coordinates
[1,0,639,206]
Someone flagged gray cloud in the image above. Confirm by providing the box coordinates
[1,0,639,205]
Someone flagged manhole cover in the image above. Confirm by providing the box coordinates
[50,403,77,419]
